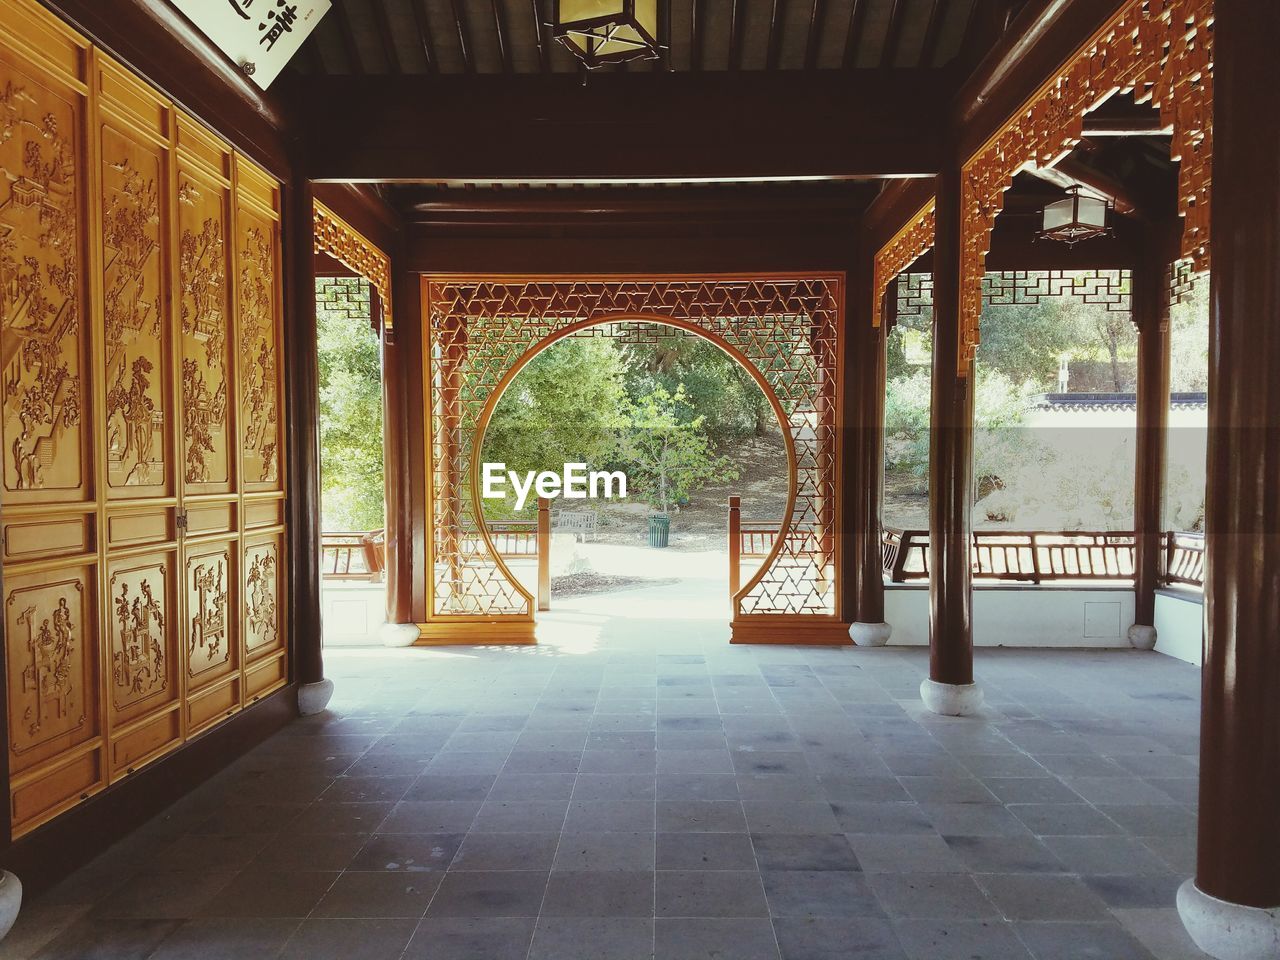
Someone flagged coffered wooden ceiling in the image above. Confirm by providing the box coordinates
[295,0,998,75]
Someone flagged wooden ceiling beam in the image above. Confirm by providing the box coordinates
[491,0,512,73]
[286,73,947,181]
[399,182,876,221]
[690,0,704,70]
[918,0,945,67]
[371,0,403,74]
[530,0,551,73]
[842,0,868,69]
[410,0,438,73]
[880,0,908,69]
[333,1,365,75]
[448,0,474,73]
[766,0,785,71]
[803,0,824,71]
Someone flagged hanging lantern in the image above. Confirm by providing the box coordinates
[552,0,660,68]
[1038,185,1113,245]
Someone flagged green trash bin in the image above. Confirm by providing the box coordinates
[648,514,671,548]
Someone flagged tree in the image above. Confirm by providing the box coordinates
[317,281,385,531]
[482,336,631,518]
[618,384,738,515]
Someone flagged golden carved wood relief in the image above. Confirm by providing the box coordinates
[314,201,393,333]
[872,200,936,325]
[177,170,232,489]
[237,215,280,488]
[958,0,1213,374]
[185,543,235,684]
[5,569,95,766]
[244,539,281,657]
[0,65,86,499]
[1,0,289,837]
[108,558,170,711]
[102,130,167,493]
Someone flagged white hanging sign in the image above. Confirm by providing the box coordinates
[170,0,332,89]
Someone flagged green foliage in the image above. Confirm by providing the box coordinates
[317,282,385,531]
[884,366,1030,492]
[617,384,739,514]
[621,334,773,443]
[482,337,632,518]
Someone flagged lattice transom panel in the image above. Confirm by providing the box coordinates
[425,277,842,621]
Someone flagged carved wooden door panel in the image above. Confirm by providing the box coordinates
[96,57,183,778]
[0,2,105,836]
[0,0,290,838]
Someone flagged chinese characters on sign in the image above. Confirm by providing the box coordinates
[171,0,331,88]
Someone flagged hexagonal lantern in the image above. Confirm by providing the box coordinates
[553,0,660,68]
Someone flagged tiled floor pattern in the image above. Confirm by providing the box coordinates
[2,642,1211,959]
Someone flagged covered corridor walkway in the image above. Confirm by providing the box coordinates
[3,642,1205,960]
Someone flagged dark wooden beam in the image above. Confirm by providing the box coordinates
[530,0,550,73]
[766,0,785,70]
[286,73,947,181]
[448,0,474,72]
[491,0,512,73]
[729,0,745,69]
[804,0,824,71]
[842,0,868,69]
[691,0,703,70]
[880,0,908,69]
[953,0,1131,157]
[372,0,403,73]
[918,0,945,67]
[333,0,366,74]
[398,182,875,224]
[410,0,438,73]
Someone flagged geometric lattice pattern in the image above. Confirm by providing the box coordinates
[896,270,1133,322]
[425,277,842,621]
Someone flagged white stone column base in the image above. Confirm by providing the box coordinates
[297,678,335,716]
[1128,623,1158,650]
[381,622,421,647]
[0,870,21,942]
[849,621,893,646]
[920,678,985,717]
[1178,879,1280,959]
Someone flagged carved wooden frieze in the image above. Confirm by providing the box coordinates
[314,201,393,334]
[185,544,233,682]
[5,569,92,764]
[102,131,166,492]
[0,65,85,498]
[237,216,279,486]
[958,0,1214,375]
[108,558,169,711]
[243,540,279,657]
[177,172,231,488]
[872,200,936,326]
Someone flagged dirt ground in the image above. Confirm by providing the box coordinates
[578,431,791,551]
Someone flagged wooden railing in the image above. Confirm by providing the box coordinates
[727,496,791,599]
[882,527,1204,588]
[321,530,385,582]
[1164,531,1205,587]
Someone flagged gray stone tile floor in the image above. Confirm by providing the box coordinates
[1,644,1213,959]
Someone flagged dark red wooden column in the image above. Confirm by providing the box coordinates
[922,161,982,714]
[1178,1,1280,953]
[1129,226,1172,649]
[284,169,329,710]
[848,245,891,644]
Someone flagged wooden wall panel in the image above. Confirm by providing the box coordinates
[0,0,289,838]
